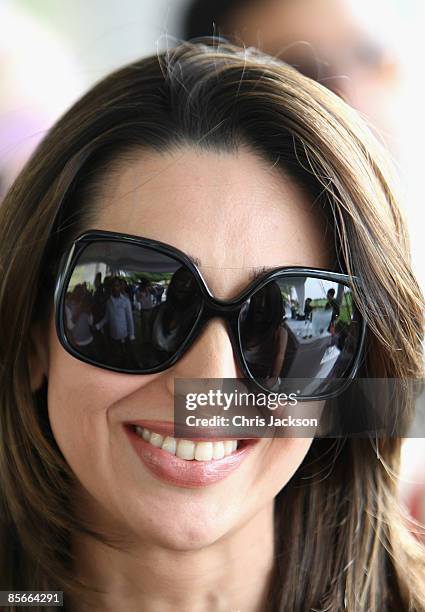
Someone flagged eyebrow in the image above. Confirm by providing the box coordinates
[186,254,278,282]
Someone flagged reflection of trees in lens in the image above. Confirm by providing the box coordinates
[338,290,353,324]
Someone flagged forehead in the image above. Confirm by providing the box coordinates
[92,147,331,298]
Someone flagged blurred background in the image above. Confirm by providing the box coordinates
[1,0,424,536]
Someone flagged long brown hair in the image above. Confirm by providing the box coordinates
[0,41,424,611]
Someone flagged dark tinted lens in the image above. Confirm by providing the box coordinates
[61,241,203,371]
[239,276,361,397]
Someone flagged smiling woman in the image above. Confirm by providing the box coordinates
[0,41,424,612]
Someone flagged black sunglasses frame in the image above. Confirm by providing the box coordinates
[54,229,367,401]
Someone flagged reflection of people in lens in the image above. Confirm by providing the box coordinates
[135,278,155,344]
[65,284,95,356]
[92,272,107,322]
[325,288,340,320]
[135,278,154,310]
[120,278,132,302]
[94,272,102,291]
[241,282,288,387]
[325,288,340,333]
[328,319,359,378]
[154,283,164,304]
[96,277,136,366]
[304,297,314,321]
[151,266,200,356]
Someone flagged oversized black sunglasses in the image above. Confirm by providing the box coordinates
[54,230,366,400]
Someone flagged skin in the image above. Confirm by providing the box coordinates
[32,147,331,611]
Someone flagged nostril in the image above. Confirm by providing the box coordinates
[169,319,240,380]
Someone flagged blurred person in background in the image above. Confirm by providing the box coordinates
[184,0,401,147]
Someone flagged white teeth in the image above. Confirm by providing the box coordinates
[212,441,225,460]
[194,442,213,462]
[149,432,164,447]
[133,426,240,462]
[223,440,234,456]
[161,436,177,454]
[177,439,195,460]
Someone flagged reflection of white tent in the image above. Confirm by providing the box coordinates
[70,262,107,288]
[291,278,305,314]
[70,242,181,290]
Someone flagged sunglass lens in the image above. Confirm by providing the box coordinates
[61,241,203,371]
[239,276,361,397]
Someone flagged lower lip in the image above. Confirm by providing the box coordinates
[124,426,257,488]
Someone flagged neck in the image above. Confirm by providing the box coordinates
[70,501,275,612]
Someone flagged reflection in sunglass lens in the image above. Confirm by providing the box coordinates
[62,241,203,371]
[239,276,361,396]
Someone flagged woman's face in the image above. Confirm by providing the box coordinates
[44,148,331,550]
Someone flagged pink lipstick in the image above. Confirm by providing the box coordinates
[123,421,257,488]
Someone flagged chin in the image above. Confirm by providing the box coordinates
[152,527,225,552]
[123,495,239,551]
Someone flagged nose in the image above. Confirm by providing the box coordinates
[163,318,242,395]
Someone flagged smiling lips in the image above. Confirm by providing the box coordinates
[124,421,257,488]
[134,424,239,460]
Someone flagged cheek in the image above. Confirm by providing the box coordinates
[256,402,322,498]
[46,349,111,484]
[274,407,323,483]
[45,321,153,477]
[266,437,314,489]
[239,437,314,521]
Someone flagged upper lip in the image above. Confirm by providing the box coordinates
[123,419,258,442]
